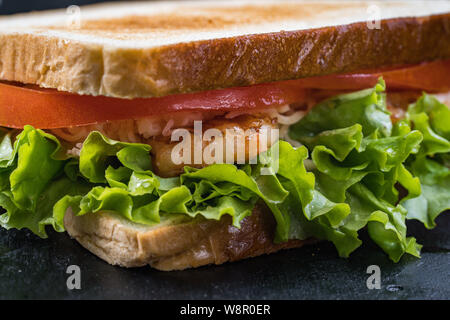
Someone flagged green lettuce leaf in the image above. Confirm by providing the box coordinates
[287,79,425,261]
[403,94,450,228]
[181,164,290,239]
[289,79,391,140]
[0,126,90,237]
[79,131,151,183]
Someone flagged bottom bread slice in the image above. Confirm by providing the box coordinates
[64,204,313,271]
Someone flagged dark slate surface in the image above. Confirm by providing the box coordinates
[0,0,122,15]
[0,214,448,300]
[0,0,448,301]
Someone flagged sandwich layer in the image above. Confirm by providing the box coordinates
[63,204,309,271]
[0,1,449,98]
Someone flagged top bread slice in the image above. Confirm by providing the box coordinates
[0,0,450,99]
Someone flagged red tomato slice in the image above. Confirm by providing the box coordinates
[298,59,450,91]
[0,59,449,129]
[0,81,308,129]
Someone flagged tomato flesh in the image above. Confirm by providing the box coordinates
[0,59,449,129]
[0,81,308,129]
[301,59,450,91]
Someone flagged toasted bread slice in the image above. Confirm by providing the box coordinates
[63,204,311,271]
[0,1,449,98]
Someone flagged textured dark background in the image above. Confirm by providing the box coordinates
[0,215,449,299]
[0,0,449,300]
[0,0,125,14]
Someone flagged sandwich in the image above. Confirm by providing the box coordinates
[0,0,449,271]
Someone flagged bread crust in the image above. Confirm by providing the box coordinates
[63,204,311,271]
[1,12,450,98]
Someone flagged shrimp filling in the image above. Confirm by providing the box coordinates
[50,90,450,177]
